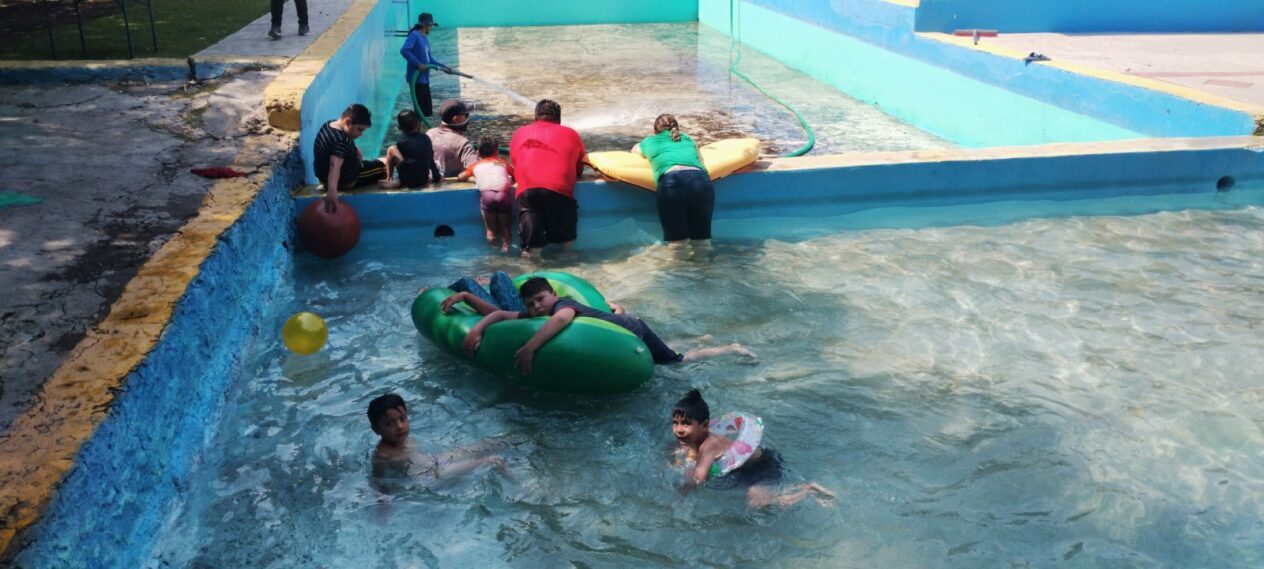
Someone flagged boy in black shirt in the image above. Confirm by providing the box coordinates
[383,110,443,188]
[448,277,755,374]
[313,104,391,212]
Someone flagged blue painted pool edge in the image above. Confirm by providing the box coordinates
[9,151,302,569]
[914,0,1264,34]
[298,143,1264,249]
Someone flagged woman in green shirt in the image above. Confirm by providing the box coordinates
[632,114,714,243]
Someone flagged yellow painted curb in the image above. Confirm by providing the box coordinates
[264,0,379,131]
[0,136,288,557]
[920,32,1264,131]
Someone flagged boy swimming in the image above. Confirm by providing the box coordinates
[368,393,509,481]
[672,389,834,508]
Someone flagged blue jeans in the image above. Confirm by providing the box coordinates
[448,271,525,312]
[656,168,714,242]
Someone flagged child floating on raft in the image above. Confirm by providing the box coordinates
[671,389,835,508]
[442,277,755,374]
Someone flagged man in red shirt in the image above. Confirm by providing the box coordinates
[509,99,587,258]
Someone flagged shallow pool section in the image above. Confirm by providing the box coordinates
[381,23,953,156]
[153,203,1264,567]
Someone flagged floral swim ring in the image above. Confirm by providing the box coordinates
[708,412,764,478]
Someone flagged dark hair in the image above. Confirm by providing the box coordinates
[672,389,709,422]
[397,110,421,134]
[535,99,562,123]
[517,277,555,299]
[342,103,372,127]
[654,113,681,142]
[367,393,406,428]
[477,137,499,157]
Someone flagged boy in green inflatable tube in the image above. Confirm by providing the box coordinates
[441,277,754,374]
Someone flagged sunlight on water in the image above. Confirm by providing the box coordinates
[152,205,1264,568]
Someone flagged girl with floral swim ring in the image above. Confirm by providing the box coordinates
[671,389,836,508]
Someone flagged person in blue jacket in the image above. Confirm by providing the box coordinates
[400,13,453,118]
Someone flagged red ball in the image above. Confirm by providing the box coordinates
[298,199,361,258]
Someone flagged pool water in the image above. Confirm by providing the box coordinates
[153,204,1264,567]
[380,23,953,157]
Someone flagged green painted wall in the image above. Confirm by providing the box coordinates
[408,0,697,28]
[700,0,1145,147]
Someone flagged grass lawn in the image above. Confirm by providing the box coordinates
[1,0,270,60]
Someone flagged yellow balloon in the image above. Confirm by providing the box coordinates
[282,312,328,355]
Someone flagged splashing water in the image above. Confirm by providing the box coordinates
[466,75,535,108]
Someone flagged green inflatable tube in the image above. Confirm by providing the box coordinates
[410,271,654,394]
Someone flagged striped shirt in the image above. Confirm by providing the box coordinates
[314,121,361,186]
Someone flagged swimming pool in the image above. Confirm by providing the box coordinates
[379,23,954,157]
[150,201,1264,567]
[9,0,1264,564]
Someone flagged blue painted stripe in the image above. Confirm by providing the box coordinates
[915,0,1264,34]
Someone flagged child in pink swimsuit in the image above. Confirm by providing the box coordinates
[458,137,514,252]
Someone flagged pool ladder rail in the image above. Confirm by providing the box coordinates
[388,0,412,37]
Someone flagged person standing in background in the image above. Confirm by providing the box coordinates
[400,13,454,117]
[268,0,309,40]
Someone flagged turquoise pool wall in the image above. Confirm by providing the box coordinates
[9,152,302,568]
[915,0,1264,34]
[299,0,407,185]
[406,0,697,27]
[297,143,1264,247]
[699,0,1259,143]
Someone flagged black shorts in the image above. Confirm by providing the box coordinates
[397,160,429,188]
[517,188,578,249]
[351,159,386,188]
[712,448,784,489]
[413,82,433,117]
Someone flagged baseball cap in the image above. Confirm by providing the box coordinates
[439,99,476,126]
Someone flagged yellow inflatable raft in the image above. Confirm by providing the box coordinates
[586,138,761,191]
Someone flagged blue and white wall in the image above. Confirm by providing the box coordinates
[700,0,1259,145]
[915,0,1264,34]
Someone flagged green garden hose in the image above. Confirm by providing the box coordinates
[728,0,815,157]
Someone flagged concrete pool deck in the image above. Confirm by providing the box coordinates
[0,0,360,435]
[982,32,1264,108]
[924,31,1264,132]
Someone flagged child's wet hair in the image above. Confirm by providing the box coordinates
[367,393,406,428]
[672,389,710,422]
[342,103,372,127]
[517,277,554,299]
[477,137,499,157]
[398,110,421,134]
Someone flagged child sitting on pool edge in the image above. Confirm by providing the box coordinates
[672,389,834,508]
[457,137,514,253]
[368,393,509,481]
[381,110,443,189]
[446,277,755,374]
